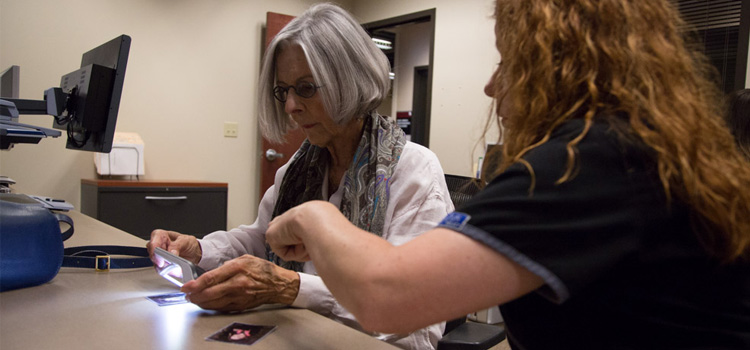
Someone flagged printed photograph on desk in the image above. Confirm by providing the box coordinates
[206,322,277,346]
[146,292,188,306]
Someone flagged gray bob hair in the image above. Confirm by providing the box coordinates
[258,3,391,143]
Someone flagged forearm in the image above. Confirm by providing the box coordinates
[270,200,439,332]
[271,201,544,333]
[294,272,444,349]
[286,202,396,321]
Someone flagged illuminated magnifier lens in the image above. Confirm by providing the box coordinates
[156,260,187,287]
[153,247,205,288]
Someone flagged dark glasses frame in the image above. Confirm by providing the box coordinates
[273,82,324,102]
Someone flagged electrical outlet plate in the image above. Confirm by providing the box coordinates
[224,122,238,138]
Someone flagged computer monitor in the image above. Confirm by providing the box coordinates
[54,35,131,153]
[0,66,20,99]
[0,35,131,153]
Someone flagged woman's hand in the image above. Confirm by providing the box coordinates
[266,201,340,262]
[181,254,300,311]
[146,229,202,264]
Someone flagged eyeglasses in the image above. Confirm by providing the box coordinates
[273,82,323,102]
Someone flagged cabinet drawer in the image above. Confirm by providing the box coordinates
[81,180,228,240]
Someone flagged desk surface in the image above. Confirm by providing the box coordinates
[0,211,396,350]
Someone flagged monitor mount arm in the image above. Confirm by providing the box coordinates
[0,88,70,121]
[0,88,70,150]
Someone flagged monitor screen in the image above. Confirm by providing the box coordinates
[0,66,20,99]
[52,35,131,153]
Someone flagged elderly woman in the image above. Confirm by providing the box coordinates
[147,4,451,350]
[266,0,750,349]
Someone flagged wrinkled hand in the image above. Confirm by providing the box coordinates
[147,229,202,264]
[181,254,300,312]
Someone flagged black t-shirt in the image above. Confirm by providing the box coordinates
[440,119,750,349]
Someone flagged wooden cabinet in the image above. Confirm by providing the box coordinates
[80,179,227,239]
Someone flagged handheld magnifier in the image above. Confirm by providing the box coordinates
[153,247,206,287]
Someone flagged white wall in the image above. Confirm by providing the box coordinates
[0,0,497,230]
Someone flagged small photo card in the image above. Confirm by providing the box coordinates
[206,322,277,346]
[146,292,188,306]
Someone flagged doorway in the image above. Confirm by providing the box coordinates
[363,9,436,147]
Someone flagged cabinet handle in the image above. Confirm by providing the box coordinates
[144,196,188,201]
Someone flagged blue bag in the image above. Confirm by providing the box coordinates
[0,194,74,292]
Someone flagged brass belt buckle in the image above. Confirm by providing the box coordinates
[95,255,111,271]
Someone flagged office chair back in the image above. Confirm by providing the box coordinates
[444,174,482,210]
[438,174,506,350]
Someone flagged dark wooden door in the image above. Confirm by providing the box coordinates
[259,12,306,200]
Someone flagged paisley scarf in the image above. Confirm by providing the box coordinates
[267,113,406,271]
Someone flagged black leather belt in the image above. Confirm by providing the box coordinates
[63,245,153,271]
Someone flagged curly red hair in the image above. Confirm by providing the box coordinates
[483,0,750,262]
